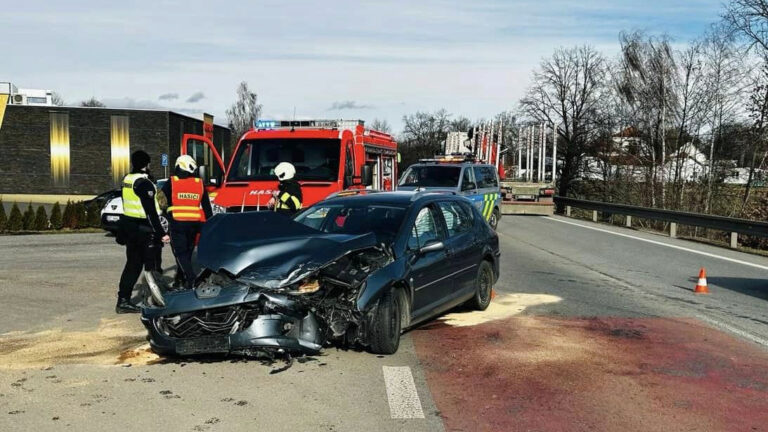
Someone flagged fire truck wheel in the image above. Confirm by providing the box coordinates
[488,208,500,231]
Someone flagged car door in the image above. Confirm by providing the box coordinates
[472,165,498,221]
[458,166,476,198]
[407,205,452,318]
[436,200,483,297]
[181,134,227,193]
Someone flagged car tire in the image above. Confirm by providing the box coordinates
[470,260,494,311]
[369,289,401,355]
[488,208,500,230]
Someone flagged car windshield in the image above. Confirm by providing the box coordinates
[399,166,461,188]
[228,138,341,182]
[294,203,407,243]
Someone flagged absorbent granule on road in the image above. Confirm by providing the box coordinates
[0,317,158,369]
[412,315,768,432]
[436,293,561,327]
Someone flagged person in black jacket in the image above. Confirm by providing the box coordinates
[269,162,303,215]
[116,150,169,313]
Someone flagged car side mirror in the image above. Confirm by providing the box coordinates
[462,181,476,191]
[361,164,374,187]
[419,241,445,254]
[209,177,218,186]
[199,165,207,183]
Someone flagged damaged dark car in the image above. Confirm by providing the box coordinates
[140,191,500,357]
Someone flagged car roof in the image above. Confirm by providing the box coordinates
[409,162,495,169]
[322,190,465,207]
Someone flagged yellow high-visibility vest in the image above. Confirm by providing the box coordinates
[275,191,301,211]
[122,173,161,219]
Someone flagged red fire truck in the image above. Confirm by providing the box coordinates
[181,119,398,213]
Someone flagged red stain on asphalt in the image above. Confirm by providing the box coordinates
[412,316,768,432]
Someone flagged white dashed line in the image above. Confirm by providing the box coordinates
[546,217,768,271]
[383,366,425,419]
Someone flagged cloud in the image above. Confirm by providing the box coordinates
[328,100,374,110]
[186,91,205,103]
[158,93,178,101]
[101,97,164,110]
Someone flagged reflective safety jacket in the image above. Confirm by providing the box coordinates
[122,173,161,219]
[275,180,302,214]
[167,176,204,222]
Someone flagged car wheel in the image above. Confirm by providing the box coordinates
[488,208,500,230]
[369,289,401,355]
[470,260,494,311]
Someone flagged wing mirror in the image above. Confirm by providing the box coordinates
[199,165,207,183]
[419,241,445,254]
[361,164,374,187]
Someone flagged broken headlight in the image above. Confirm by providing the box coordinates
[287,279,321,295]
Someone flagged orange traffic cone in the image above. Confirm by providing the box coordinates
[490,289,497,300]
[694,268,709,294]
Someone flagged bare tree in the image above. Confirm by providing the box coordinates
[519,46,609,199]
[723,0,768,53]
[80,97,105,107]
[618,31,679,207]
[226,81,262,142]
[369,118,392,134]
[400,109,452,167]
[51,92,65,106]
[701,28,746,212]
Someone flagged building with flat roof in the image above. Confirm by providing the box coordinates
[0,102,230,200]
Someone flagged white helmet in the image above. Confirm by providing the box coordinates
[274,162,296,181]
[175,155,197,174]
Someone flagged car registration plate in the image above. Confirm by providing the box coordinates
[176,336,230,355]
[516,195,534,200]
[106,215,120,222]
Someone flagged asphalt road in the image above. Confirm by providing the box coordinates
[1,216,767,431]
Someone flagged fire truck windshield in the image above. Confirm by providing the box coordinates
[399,165,461,188]
[228,138,341,182]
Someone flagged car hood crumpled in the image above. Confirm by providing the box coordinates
[197,212,378,288]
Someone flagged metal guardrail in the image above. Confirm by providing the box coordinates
[554,196,768,248]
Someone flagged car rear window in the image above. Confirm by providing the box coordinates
[399,166,461,188]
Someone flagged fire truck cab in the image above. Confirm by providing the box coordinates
[181,119,398,213]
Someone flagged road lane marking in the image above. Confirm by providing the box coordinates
[695,315,768,348]
[545,217,768,271]
[383,366,425,419]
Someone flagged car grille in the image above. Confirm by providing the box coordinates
[161,305,260,338]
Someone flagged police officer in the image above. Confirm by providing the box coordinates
[116,150,169,313]
[269,162,303,215]
[160,155,213,290]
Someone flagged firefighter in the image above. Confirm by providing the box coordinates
[161,155,213,290]
[269,162,303,215]
[116,150,169,314]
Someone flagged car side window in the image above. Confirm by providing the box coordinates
[460,168,474,191]
[483,166,498,188]
[408,206,440,250]
[438,201,473,237]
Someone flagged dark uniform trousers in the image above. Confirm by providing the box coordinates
[118,222,161,301]
[170,222,202,289]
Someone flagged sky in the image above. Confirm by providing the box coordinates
[0,0,724,132]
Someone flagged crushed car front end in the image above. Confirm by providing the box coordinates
[140,211,397,357]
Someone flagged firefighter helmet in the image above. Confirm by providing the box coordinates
[175,155,198,174]
[275,162,296,181]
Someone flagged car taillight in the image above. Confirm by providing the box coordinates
[540,188,555,196]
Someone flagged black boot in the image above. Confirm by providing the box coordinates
[115,298,141,314]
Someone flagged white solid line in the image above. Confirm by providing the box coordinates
[546,217,768,271]
[695,314,768,348]
[383,366,425,419]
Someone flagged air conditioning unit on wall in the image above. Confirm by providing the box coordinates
[11,93,26,105]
